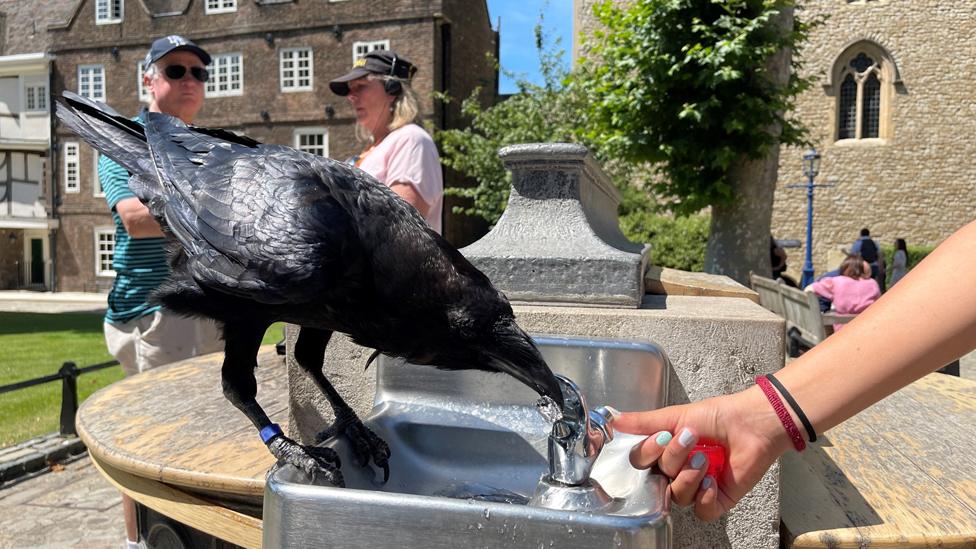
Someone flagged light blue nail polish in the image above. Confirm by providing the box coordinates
[702,476,714,490]
[655,432,673,446]
[678,428,696,447]
[691,451,706,469]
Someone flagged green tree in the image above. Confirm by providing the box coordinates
[436,25,585,225]
[578,0,817,283]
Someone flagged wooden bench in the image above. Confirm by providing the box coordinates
[781,372,976,547]
[750,274,856,355]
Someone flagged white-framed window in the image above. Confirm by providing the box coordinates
[352,40,390,64]
[294,128,328,157]
[64,142,80,193]
[78,65,106,102]
[93,152,105,197]
[205,0,237,14]
[137,61,151,102]
[24,83,48,112]
[94,228,116,277]
[95,0,123,24]
[280,48,313,92]
[205,53,243,97]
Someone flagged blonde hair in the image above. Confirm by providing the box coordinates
[355,74,421,143]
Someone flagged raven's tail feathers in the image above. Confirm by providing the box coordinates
[54,91,152,176]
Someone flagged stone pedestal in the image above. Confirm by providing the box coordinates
[286,142,784,549]
[460,143,649,307]
[286,296,785,549]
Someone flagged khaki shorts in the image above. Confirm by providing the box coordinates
[104,309,224,377]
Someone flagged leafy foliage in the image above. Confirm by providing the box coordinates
[435,25,592,225]
[620,211,710,271]
[577,0,817,214]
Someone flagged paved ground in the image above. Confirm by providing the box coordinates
[0,291,107,314]
[0,455,124,549]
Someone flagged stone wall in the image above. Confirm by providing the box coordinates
[574,0,976,278]
[772,1,976,278]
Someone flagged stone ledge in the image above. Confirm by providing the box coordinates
[644,267,759,303]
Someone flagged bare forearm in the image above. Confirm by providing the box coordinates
[778,220,976,435]
[116,198,164,238]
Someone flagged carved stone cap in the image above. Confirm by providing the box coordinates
[462,143,649,308]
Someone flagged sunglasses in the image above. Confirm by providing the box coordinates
[163,64,210,83]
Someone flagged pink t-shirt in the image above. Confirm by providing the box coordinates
[807,276,881,331]
[358,124,443,234]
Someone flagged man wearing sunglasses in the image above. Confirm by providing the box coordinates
[96,35,221,549]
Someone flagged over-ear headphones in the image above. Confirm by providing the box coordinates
[384,54,404,96]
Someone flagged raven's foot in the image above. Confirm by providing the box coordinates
[316,418,391,483]
[268,435,344,487]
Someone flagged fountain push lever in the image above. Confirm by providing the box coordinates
[530,374,618,511]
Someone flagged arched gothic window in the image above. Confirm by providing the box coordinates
[830,43,897,142]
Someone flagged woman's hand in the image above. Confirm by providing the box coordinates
[614,387,792,521]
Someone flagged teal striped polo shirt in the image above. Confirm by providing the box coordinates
[99,114,169,324]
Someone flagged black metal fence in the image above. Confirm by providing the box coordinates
[0,360,120,436]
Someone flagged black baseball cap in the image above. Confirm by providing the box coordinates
[329,50,416,96]
[144,35,211,67]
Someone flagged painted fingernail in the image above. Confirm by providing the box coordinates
[655,431,673,446]
[691,451,706,469]
[702,476,714,490]
[678,428,696,447]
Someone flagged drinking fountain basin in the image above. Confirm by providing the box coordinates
[264,335,672,549]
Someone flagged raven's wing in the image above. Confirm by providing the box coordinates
[143,112,377,305]
[55,92,153,175]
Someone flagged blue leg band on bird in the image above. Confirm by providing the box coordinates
[260,423,283,444]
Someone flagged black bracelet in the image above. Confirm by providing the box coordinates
[765,373,817,443]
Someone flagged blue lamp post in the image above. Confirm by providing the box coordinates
[786,149,831,288]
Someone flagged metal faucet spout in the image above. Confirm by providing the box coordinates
[547,374,616,486]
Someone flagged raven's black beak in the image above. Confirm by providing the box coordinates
[488,319,563,406]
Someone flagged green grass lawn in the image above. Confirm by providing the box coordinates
[0,312,283,448]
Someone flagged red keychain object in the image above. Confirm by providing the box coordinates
[690,439,726,478]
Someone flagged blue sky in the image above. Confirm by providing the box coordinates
[486,0,574,94]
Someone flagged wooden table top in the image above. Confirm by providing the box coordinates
[781,372,976,548]
[76,346,287,501]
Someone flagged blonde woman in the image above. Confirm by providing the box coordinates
[330,50,443,233]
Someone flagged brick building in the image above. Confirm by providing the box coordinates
[0,1,75,291]
[2,0,497,293]
[574,0,976,277]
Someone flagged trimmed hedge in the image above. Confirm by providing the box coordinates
[881,243,935,286]
[620,211,709,272]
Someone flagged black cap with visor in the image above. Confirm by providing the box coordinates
[329,50,416,96]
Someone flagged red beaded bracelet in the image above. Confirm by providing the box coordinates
[755,375,806,452]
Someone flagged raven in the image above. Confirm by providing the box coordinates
[56,92,562,486]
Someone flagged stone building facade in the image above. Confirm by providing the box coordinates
[575,0,976,278]
[9,0,496,293]
[771,1,976,278]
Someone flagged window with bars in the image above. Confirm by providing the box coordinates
[835,51,885,141]
[95,229,116,277]
[280,48,313,92]
[206,0,237,13]
[95,0,123,24]
[206,54,244,97]
[294,129,329,157]
[24,84,47,111]
[78,65,106,102]
[64,142,80,193]
[352,40,390,64]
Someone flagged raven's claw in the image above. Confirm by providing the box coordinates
[316,418,391,484]
[268,434,344,487]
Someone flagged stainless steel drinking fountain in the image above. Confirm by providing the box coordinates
[265,335,672,548]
